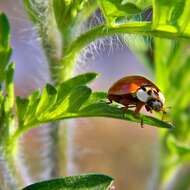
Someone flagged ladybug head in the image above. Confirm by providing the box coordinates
[146,99,163,112]
[136,86,165,112]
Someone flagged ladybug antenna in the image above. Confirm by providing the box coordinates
[161,109,167,121]
[161,106,172,120]
[166,106,172,110]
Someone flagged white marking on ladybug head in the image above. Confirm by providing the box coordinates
[147,99,163,112]
[136,89,149,102]
[158,92,165,104]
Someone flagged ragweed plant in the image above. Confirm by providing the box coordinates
[0,0,190,190]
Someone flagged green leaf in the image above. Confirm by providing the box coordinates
[0,13,12,83]
[23,90,40,127]
[99,0,150,24]
[36,96,174,129]
[56,72,98,104]
[4,63,15,114]
[152,0,190,36]
[77,102,174,129]
[53,0,98,43]
[82,92,107,107]
[67,86,91,112]
[53,0,70,33]
[19,72,97,127]
[16,97,29,126]
[53,0,96,26]
[22,173,113,190]
[36,84,57,115]
[36,86,92,121]
[0,13,10,49]
[73,0,190,46]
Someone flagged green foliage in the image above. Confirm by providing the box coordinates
[53,0,98,45]
[99,0,151,24]
[99,0,141,24]
[53,0,88,30]
[105,0,190,38]
[152,0,190,33]
[2,0,190,189]
[22,174,113,190]
[153,37,190,188]
[0,13,10,48]
[0,13,14,144]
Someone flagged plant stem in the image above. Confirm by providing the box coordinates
[151,133,179,190]
[36,1,98,177]
[167,164,190,190]
[1,137,22,190]
[66,21,190,64]
[0,153,18,190]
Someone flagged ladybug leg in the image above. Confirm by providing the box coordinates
[106,95,113,104]
[134,102,144,113]
[145,105,153,113]
[134,102,144,128]
[162,110,167,120]
[140,117,144,128]
[121,106,129,112]
[106,99,112,104]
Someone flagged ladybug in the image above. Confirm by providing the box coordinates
[107,75,165,125]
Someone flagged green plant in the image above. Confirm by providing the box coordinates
[1,0,190,189]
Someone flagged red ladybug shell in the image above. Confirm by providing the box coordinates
[108,75,159,95]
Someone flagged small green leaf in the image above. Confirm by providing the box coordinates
[21,73,97,126]
[4,63,15,114]
[16,97,29,126]
[53,0,97,38]
[22,173,113,190]
[0,13,12,83]
[99,0,151,24]
[37,86,91,122]
[36,84,57,115]
[0,13,10,49]
[53,0,68,33]
[100,0,141,24]
[82,92,107,107]
[56,72,97,104]
[24,90,40,127]
[67,86,91,112]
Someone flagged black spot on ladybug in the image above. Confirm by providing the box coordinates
[153,90,158,95]
[147,90,152,95]
[141,86,146,91]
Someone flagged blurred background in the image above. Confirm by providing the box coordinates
[0,1,159,189]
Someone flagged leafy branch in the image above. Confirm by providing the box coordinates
[13,72,174,140]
